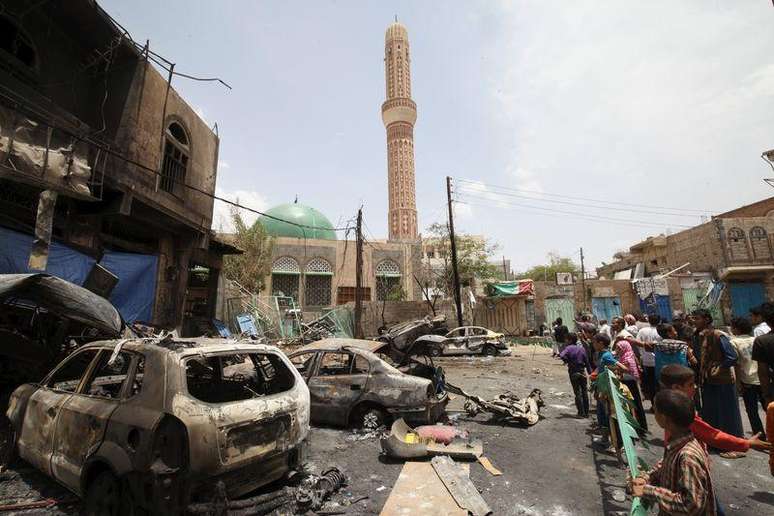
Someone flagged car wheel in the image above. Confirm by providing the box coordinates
[0,415,16,468]
[482,345,497,356]
[84,471,129,516]
[429,346,442,357]
[353,405,388,430]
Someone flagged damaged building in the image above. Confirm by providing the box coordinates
[0,0,237,334]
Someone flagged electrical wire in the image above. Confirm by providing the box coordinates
[455,178,712,215]
[455,185,708,219]
[454,196,693,230]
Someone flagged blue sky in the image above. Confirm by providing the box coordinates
[101,1,774,272]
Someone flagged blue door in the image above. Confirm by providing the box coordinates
[730,282,766,318]
[592,297,622,322]
[639,295,673,322]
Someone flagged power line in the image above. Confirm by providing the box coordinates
[455,185,706,219]
[455,196,691,230]
[455,178,712,215]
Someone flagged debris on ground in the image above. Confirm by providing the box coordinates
[380,419,483,460]
[447,383,544,426]
[187,467,347,515]
[380,461,469,516]
[432,456,492,516]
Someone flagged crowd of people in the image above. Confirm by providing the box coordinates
[550,304,774,515]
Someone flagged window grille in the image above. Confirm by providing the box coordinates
[271,274,299,301]
[306,257,332,274]
[160,122,189,195]
[375,259,401,277]
[305,275,332,306]
[272,256,300,274]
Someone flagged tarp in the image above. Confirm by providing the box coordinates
[485,279,534,297]
[0,274,122,335]
[0,226,157,323]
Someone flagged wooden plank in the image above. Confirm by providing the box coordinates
[477,456,503,476]
[380,462,467,516]
[431,456,492,516]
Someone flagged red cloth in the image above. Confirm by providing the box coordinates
[665,414,750,453]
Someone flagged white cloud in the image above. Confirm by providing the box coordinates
[212,187,269,232]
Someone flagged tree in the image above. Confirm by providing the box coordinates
[514,252,580,281]
[222,207,274,294]
[423,222,499,298]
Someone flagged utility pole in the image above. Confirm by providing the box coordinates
[502,256,508,280]
[580,247,587,311]
[446,176,464,328]
[354,208,364,338]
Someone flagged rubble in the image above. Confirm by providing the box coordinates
[380,418,483,460]
[446,383,544,426]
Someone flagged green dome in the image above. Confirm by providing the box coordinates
[258,203,338,240]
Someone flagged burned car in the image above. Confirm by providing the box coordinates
[5,337,310,515]
[414,326,511,357]
[287,338,448,428]
[376,315,448,362]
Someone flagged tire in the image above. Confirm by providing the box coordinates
[482,345,497,356]
[429,346,442,357]
[83,471,128,516]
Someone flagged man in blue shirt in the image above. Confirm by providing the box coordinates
[560,333,592,417]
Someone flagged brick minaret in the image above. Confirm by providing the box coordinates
[382,21,418,241]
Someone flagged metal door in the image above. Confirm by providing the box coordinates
[730,282,766,318]
[681,287,724,326]
[545,298,576,331]
[639,295,673,322]
[307,352,367,425]
[591,297,621,322]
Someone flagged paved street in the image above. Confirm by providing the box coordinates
[2,345,773,515]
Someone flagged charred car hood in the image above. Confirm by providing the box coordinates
[0,273,122,335]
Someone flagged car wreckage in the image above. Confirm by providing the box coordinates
[4,337,310,514]
[287,338,448,428]
[413,326,511,357]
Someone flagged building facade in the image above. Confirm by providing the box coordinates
[0,1,234,333]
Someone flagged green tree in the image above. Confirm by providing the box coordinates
[514,252,580,281]
[222,207,274,294]
[424,222,499,297]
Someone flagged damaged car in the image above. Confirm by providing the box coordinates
[414,326,511,357]
[287,338,448,428]
[4,337,310,515]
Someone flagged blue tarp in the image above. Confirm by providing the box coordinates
[0,226,158,323]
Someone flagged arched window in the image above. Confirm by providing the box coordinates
[0,16,36,69]
[750,226,771,260]
[376,259,402,301]
[304,258,333,306]
[160,121,189,195]
[727,227,750,261]
[271,257,300,301]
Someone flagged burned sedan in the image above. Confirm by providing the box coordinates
[287,338,448,428]
[414,326,511,357]
[5,338,310,515]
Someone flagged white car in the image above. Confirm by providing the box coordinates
[5,338,310,515]
[414,326,511,356]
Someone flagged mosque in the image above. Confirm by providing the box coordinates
[256,21,423,309]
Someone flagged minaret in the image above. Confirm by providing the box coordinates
[382,20,418,241]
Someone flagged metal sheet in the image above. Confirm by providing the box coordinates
[431,456,491,516]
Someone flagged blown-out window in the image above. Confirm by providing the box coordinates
[304,258,332,306]
[271,256,300,301]
[160,122,189,195]
[727,227,750,261]
[750,226,771,260]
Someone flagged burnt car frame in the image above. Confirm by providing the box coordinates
[287,338,448,428]
[414,326,511,357]
[5,338,310,514]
